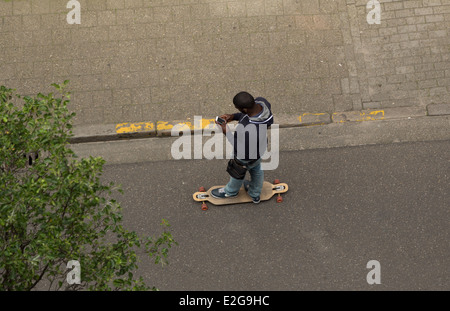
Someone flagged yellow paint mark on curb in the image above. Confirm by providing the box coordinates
[116,122,155,134]
[298,112,327,123]
[199,118,217,129]
[156,121,188,131]
[333,110,385,123]
[157,118,216,131]
[115,118,217,135]
[361,110,385,121]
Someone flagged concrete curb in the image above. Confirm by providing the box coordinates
[69,105,449,144]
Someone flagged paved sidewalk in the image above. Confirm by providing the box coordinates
[0,0,449,129]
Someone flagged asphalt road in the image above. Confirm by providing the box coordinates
[100,139,449,291]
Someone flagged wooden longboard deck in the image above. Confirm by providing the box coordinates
[193,181,288,206]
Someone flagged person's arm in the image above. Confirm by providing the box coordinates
[216,113,236,135]
[216,115,230,135]
[232,113,244,121]
[216,121,227,134]
[218,113,244,122]
[219,114,234,122]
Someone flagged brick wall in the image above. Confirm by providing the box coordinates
[0,0,449,125]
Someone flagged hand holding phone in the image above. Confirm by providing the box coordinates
[216,116,226,125]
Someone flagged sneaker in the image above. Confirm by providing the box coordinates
[211,187,238,199]
[243,180,260,204]
[251,196,261,204]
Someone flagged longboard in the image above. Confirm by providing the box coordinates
[193,180,288,210]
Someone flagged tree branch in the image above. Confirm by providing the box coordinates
[27,262,50,291]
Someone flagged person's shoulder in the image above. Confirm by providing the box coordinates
[255,97,272,111]
[255,97,271,106]
[239,114,250,124]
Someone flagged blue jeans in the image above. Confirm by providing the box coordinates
[225,158,264,198]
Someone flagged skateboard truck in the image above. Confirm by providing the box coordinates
[273,179,283,203]
[196,193,208,200]
[198,187,208,211]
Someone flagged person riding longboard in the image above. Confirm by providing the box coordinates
[211,91,274,203]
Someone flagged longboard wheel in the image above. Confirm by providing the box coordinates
[199,186,206,192]
[201,202,208,211]
[274,179,280,184]
[276,195,283,203]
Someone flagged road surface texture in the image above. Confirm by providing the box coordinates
[99,139,449,291]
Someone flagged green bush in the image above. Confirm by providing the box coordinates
[0,82,176,291]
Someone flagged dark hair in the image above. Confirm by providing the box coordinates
[233,91,255,109]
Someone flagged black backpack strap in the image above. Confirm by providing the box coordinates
[235,158,259,167]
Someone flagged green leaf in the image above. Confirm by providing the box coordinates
[50,83,61,90]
